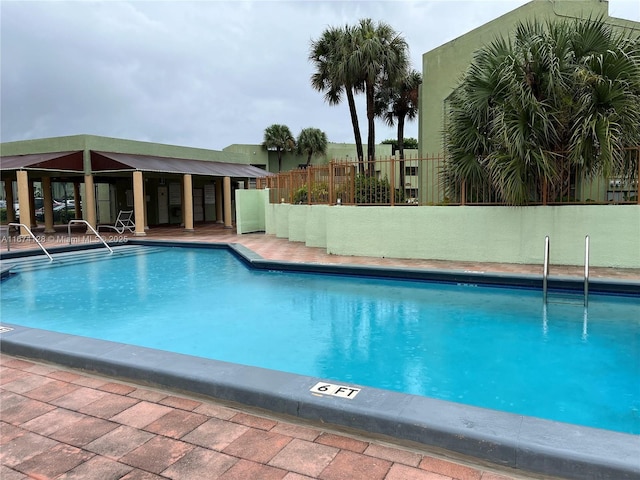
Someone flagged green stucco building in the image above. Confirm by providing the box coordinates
[418,0,640,156]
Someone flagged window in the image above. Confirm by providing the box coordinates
[405,166,418,176]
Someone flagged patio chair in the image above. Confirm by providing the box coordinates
[98,210,135,234]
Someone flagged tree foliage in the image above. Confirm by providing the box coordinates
[309,25,365,164]
[382,138,418,152]
[310,19,411,174]
[297,128,328,166]
[376,69,422,160]
[351,19,409,171]
[263,124,296,172]
[443,17,640,205]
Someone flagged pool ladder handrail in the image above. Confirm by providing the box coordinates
[543,236,550,304]
[584,235,589,307]
[6,223,53,261]
[67,220,113,254]
[543,235,589,307]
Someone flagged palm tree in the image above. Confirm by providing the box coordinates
[350,19,409,174]
[376,69,422,188]
[444,17,640,205]
[263,124,296,172]
[310,25,365,169]
[297,128,328,166]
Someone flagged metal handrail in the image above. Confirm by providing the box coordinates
[7,223,53,261]
[584,235,590,307]
[543,235,549,303]
[67,220,113,254]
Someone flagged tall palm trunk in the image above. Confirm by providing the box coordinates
[397,114,406,189]
[366,82,376,175]
[346,87,364,173]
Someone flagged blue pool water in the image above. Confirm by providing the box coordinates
[1,247,639,434]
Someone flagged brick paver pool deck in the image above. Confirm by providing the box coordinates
[2,223,637,479]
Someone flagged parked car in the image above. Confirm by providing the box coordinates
[35,201,71,221]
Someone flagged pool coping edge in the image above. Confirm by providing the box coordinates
[1,324,638,480]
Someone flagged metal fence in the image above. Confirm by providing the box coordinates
[256,148,640,206]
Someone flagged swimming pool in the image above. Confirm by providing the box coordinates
[1,244,638,434]
[1,242,639,479]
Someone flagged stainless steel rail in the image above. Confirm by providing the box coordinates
[7,223,53,261]
[584,235,590,307]
[67,220,113,254]
[543,235,590,307]
[543,235,549,303]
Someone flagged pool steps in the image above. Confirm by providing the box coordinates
[0,245,165,275]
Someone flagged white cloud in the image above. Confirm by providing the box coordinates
[1,0,638,150]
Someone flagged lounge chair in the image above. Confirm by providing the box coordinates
[98,210,135,234]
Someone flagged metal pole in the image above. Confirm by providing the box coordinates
[584,235,590,307]
[543,236,549,303]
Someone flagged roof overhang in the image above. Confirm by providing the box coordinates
[0,151,84,174]
[92,151,271,177]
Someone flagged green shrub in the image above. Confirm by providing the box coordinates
[293,186,308,204]
[292,182,329,204]
[355,174,391,204]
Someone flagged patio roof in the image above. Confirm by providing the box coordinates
[0,151,84,173]
[92,151,271,177]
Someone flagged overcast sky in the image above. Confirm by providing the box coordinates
[1,1,638,151]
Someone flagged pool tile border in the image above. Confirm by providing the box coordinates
[2,324,638,480]
[1,240,639,480]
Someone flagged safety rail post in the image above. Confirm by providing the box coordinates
[67,220,113,254]
[7,223,53,261]
[307,165,312,205]
[584,235,590,307]
[543,235,550,303]
[390,156,395,207]
[329,161,335,205]
[637,149,640,205]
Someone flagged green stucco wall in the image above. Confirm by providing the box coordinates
[419,0,639,155]
[235,189,266,234]
[247,203,640,268]
[305,205,328,248]
[226,143,394,173]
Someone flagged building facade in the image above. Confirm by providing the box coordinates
[418,0,640,156]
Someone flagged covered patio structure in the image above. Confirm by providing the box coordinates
[1,135,270,237]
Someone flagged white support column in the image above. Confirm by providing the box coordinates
[84,174,97,229]
[82,149,97,230]
[133,171,146,236]
[183,174,194,232]
[42,176,55,233]
[223,176,232,229]
[16,170,32,236]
